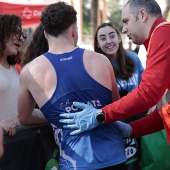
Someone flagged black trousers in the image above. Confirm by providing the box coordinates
[98,162,127,170]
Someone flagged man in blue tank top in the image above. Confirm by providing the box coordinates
[17,2,129,170]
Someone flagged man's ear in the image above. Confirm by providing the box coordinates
[139,8,148,22]
[72,24,77,38]
[44,30,48,40]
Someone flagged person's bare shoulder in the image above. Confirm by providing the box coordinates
[21,55,46,74]
[83,49,111,67]
[20,55,50,88]
[83,49,114,90]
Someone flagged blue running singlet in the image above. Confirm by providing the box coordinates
[40,48,126,170]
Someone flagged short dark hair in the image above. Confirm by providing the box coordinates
[126,0,162,21]
[41,1,77,37]
[0,14,22,64]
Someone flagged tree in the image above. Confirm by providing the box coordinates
[90,0,98,43]
[107,0,123,32]
[82,0,123,44]
[83,0,91,35]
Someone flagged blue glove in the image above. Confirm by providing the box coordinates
[114,121,132,138]
[59,102,100,135]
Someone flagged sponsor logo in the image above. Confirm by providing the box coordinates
[22,7,42,19]
[60,99,102,112]
[60,56,73,61]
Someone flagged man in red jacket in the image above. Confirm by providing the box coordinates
[59,0,170,144]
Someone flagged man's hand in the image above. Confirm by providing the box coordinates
[114,121,132,138]
[0,118,18,137]
[59,102,100,135]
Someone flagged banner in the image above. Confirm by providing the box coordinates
[0,2,48,28]
[0,124,59,170]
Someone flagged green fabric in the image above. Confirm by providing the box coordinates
[141,130,170,170]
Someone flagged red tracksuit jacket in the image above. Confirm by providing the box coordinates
[101,18,170,144]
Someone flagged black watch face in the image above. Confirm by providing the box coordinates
[97,113,105,123]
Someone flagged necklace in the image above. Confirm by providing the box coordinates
[116,79,129,98]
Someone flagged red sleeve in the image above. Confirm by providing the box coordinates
[130,108,164,137]
[102,25,170,123]
[15,64,21,74]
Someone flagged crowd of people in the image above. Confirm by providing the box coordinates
[0,0,170,170]
[17,2,130,169]
[60,0,170,144]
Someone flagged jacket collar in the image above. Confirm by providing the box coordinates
[143,17,166,50]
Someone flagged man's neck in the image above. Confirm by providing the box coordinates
[48,36,77,54]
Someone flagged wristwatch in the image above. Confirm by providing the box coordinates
[96,110,106,124]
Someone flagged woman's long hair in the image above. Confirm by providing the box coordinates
[21,24,48,67]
